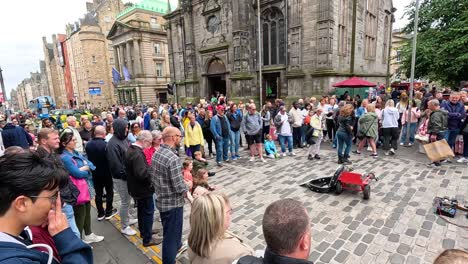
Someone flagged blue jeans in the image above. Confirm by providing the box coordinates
[278,135,293,153]
[215,136,230,162]
[445,129,460,149]
[336,130,352,158]
[400,123,417,144]
[136,196,155,244]
[160,207,183,264]
[229,130,240,156]
[63,204,80,239]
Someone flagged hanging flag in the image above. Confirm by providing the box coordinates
[123,66,131,81]
[112,67,121,84]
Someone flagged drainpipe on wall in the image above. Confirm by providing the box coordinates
[350,0,358,76]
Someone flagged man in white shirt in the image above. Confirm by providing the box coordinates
[275,106,295,157]
[289,102,304,148]
[63,116,84,153]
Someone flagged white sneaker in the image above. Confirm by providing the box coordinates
[280,153,286,157]
[267,154,275,159]
[367,146,372,152]
[249,157,255,162]
[400,142,404,146]
[289,152,296,156]
[128,218,138,226]
[260,158,266,163]
[121,226,137,236]
[390,148,395,155]
[457,157,468,163]
[83,233,104,244]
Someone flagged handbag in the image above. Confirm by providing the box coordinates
[415,118,429,142]
[69,176,90,205]
[66,156,91,205]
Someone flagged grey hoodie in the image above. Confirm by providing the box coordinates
[107,118,129,180]
[242,112,263,135]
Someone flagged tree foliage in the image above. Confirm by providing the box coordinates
[400,0,468,87]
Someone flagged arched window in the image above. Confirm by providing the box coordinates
[261,8,286,66]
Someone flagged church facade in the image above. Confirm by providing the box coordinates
[165,0,394,103]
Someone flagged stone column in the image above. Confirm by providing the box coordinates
[125,41,133,77]
[132,39,141,76]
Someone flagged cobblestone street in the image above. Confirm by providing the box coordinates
[106,144,468,264]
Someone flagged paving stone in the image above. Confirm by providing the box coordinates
[316,241,331,252]
[406,256,421,264]
[405,228,417,237]
[353,243,368,256]
[396,243,411,255]
[442,239,456,249]
[334,250,350,263]
[380,227,391,236]
[331,239,345,250]
[421,221,433,230]
[362,234,375,244]
[349,233,363,243]
[419,229,431,238]
[339,230,352,240]
[319,248,336,263]
[388,233,400,243]
[389,253,405,264]
[348,221,360,230]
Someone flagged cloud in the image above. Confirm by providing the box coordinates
[0,0,178,100]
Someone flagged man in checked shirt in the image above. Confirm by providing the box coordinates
[151,127,193,264]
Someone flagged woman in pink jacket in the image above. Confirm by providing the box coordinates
[400,99,421,146]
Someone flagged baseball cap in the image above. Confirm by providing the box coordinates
[216,105,225,111]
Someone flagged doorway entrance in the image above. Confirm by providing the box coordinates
[207,75,227,98]
[263,72,281,101]
[206,58,227,98]
[158,92,168,104]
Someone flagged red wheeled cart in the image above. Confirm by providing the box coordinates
[300,165,378,200]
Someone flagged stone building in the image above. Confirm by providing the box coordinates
[14,62,50,110]
[66,15,113,108]
[64,0,124,108]
[107,0,171,105]
[9,89,19,111]
[165,0,394,103]
[390,28,410,82]
[43,36,65,107]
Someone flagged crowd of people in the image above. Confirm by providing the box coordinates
[0,86,468,264]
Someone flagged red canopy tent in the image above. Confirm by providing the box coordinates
[332,77,376,88]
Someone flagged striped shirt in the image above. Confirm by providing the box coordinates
[151,144,187,212]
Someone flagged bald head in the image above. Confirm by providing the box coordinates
[118,110,126,118]
[94,125,106,138]
[162,127,182,148]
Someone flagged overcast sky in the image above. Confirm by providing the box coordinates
[0,0,410,99]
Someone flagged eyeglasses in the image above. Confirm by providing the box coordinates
[30,191,59,204]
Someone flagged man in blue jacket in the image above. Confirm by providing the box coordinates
[441,92,466,148]
[210,105,231,166]
[1,121,33,149]
[0,151,93,264]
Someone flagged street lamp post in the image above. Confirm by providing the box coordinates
[257,0,263,107]
[405,0,420,144]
